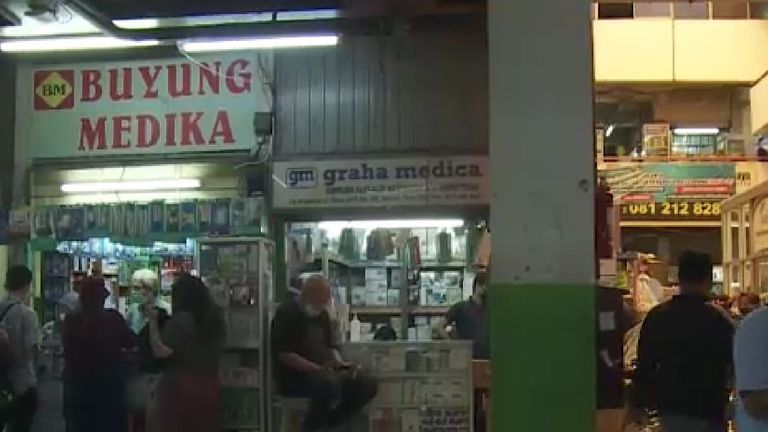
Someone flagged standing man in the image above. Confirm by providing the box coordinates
[632,251,734,432]
[0,265,40,432]
[433,273,489,359]
[271,275,378,432]
[734,304,768,431]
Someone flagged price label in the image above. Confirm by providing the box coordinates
[619,201,722,221]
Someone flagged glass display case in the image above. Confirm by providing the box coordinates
[342,341,474,432]
[196,237,274,431]
[285,219,487,342]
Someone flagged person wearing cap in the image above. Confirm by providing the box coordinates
[62,277,135,432]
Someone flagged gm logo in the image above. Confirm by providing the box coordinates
[286,168,318,188]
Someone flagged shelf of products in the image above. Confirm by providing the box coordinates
[197,237,274,432]
[286,219,488,343]
[342,341,473,432]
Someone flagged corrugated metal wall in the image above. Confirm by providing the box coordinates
[274,34,487,157]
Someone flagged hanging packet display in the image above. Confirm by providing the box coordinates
[179,201,196,234]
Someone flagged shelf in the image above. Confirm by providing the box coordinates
[350,306,401,315]
[314,253,402,269]
[418,261,467,270]
[411,306,449,315]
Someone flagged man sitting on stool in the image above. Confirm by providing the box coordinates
[271,275,378,432]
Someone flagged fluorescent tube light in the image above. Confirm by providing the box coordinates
[318,219,465,231]
[672,127,720,136]
[0,36,159,53]
[180,35,338,52]
[61,179,201,194]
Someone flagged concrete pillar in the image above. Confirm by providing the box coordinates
[488,0,596,431]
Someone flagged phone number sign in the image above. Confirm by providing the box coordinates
[619,200,723,222]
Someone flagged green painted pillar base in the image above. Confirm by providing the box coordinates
[489,284,595,431]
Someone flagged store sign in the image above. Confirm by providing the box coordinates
[21,54,270,159]
[600,163,735,222]
[272,156,489,209]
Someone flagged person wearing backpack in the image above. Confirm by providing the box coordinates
[0,265,40,432]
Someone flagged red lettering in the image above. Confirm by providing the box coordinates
[167,64,192,98]
[108,68,133,101]
[79,117,107,151]
[165,113,177,146]
[225,59,251,94]
[198,62,221,95]
[209,111,235,145]
[180,112,204,145]
[138,66,162,99]
[80,70,102,102]
[112,116,132,148]
[137,115,160,148]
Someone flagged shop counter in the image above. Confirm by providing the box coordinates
[342,340,474,432]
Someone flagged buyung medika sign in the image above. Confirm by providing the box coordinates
[21,54,270,159]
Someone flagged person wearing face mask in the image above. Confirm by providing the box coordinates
[433,273,489,360]
[271,275,378,432]
[126,270,171,335]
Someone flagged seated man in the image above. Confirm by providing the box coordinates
[271,275,378,432]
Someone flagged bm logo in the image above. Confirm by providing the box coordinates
[287,168,318,188]
[34,70,75,111]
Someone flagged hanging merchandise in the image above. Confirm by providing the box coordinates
[366,229,395,261]
[136,204,150,238]
[149,202,165,235]
[165,203,180,234]
[179,201,197,234]
[406,236,422,268]
[198,200,213,234]
[55,207,85,240]
[436,231,453,264]
[212,199,231,236]
[33,207,54,239]
[124,204,137,238]
[111,205,126,238]
[338,228,360,261]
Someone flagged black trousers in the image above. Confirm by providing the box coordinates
[0,388,38,432]
[282,371,378,432]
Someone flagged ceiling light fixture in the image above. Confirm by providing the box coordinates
[0,36,159,52]
[61,179,201,194]
[672,127,720,136]
[179,35,339,53]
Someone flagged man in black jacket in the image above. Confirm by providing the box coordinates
[633,251,734,432]
[271,275,378,432]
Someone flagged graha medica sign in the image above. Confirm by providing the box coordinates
[20,54,269,158]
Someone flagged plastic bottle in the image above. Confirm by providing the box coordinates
[350,314,361,342]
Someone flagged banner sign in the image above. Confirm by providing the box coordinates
[600,163,736,222]
[272,156,489,209]
[20,54,270,159]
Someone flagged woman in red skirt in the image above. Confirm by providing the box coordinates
[146,274,225,432]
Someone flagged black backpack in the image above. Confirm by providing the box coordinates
[0,302,19,410]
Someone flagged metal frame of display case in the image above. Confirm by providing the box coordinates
[342,340,475,432]
[195,236,274,432]
[722,181,768,296]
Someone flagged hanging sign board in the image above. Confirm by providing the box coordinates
[272,156,489,209]
[19,53,271,159]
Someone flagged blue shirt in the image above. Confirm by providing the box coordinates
[735,307,768,431]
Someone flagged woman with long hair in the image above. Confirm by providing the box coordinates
[147,274,225,432]
[62,277,135,432]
